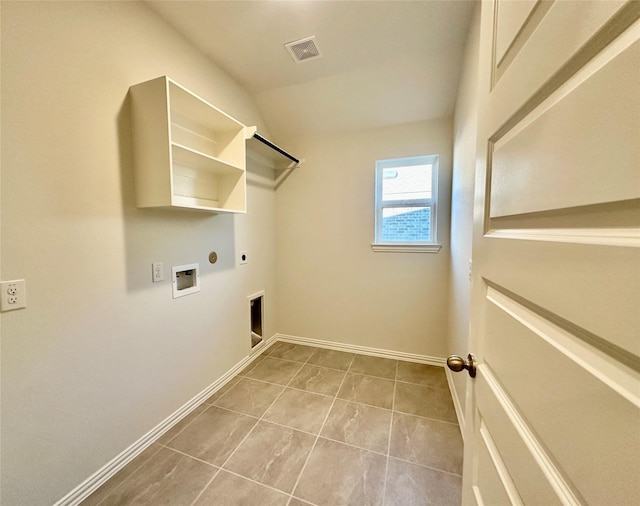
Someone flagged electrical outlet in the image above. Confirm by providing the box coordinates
[1,279,26,311]
[239,251,248,265]
[152,262,164,282]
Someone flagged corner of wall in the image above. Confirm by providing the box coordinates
[445,1,482,423]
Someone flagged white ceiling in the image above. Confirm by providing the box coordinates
[146,0,476,141]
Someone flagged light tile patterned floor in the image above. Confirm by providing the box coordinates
[82,342,463,506]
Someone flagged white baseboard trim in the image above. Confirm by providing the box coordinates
[274,333,446,366]
[57,333,450,505]
[54,334,279,506]
[445,366,466,438]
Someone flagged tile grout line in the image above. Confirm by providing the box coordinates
[188,470,221,506]
[202,374,243,405]
[285,352,357,506]
[207,404,408,460]
[382,360,399,506]
[209,402,461,476]
[103,413,460,506]
[187,423,263,506]
[173,360,452,463]
[244,373,415,407]
[157,445,224,506]
[93,380,240,506]
[190,346,317,506]
[87,444,164,506]
[187,343,292,506]
[158,404,211,445]
[228,376,338,400]
[389,458,464,478]
[187,407,274,504]
[158,445,219,468]
[268,346,325,506]
[215,387,396,416]
[283,347,350,506]
[392,409,461,426]
[154,373,262,504]
[218,467,307,499]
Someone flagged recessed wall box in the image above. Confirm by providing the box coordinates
[172,263,200,299]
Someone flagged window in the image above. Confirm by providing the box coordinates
[372,155,441,253]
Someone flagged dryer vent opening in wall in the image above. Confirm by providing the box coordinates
[249,292,264,349]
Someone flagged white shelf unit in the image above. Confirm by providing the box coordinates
[129,76,247,213]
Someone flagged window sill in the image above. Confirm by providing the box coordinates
[371,243,442,253]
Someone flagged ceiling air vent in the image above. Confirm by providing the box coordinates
[285,36,322,63]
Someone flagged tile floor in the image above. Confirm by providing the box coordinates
[83,342,463,506]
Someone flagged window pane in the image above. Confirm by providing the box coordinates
[381,206,431,242]
[382,164,432,202]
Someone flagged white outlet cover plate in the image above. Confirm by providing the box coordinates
[152,262,164,282]
[1,279,27,311]
[240,251,248,265]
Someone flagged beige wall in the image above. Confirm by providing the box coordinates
[448,3,481,419]
[276,119,453,358]
[0,2,276,504]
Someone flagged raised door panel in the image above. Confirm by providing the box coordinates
[482,287,639,505]
[479,241,640,359]
[473,422,519,506]
[491,1,632,118]
[476,375,564,506]
[490,40,640,218]
[494,0,537,66]
[465,1,640,505]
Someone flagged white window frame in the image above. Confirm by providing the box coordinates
[372,155,441,253]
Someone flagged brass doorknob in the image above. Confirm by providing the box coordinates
[447,354,476,377]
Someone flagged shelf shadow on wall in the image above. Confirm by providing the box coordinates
[117,94,237,294]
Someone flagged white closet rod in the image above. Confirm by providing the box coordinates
[252,132,300,165]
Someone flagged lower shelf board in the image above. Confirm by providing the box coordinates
[169,195,245,213]
[172,195,219,209]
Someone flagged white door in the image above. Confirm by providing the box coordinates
[456,1,640,504]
